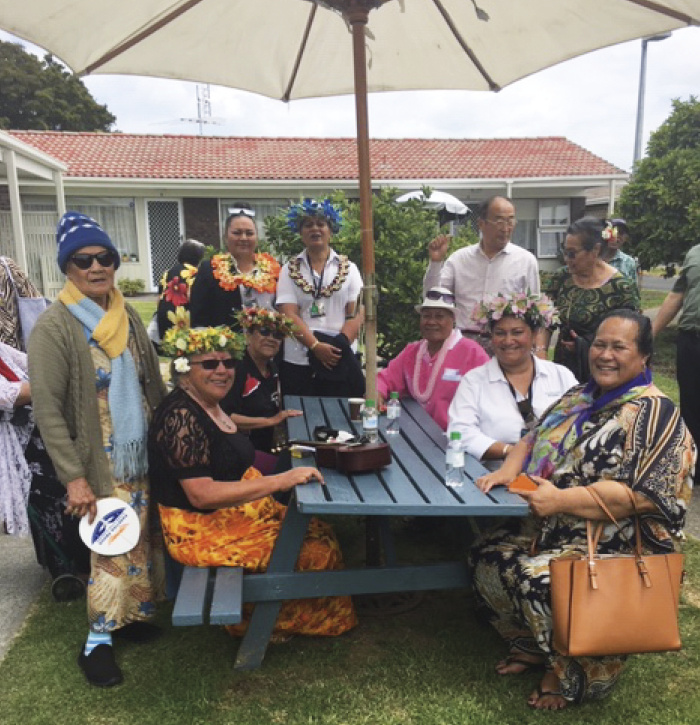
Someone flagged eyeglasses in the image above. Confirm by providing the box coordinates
[227,207,256,218]
[425,290,456,304]
[70,251,116,270]
[190,358,236,370]
[484,217,517,229]
[256,327,285,340]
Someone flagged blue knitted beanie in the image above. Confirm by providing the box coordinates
[56,212,121,273]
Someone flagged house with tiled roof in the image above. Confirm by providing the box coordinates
[0,130,627,294]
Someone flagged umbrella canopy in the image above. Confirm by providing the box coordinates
[1,0,698,400]
[396,190,469,217]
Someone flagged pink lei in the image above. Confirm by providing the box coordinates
[411,338,452,404]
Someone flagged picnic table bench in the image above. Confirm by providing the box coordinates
[172,396,528,668]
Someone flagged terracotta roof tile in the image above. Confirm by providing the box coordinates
[8,131,623,181]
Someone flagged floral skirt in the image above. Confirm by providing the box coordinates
[159,475,357,637]
[469,519,625,704]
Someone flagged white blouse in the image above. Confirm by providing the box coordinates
[0,342,28,410]
[447,356,578,464]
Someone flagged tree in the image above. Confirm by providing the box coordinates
[0,40,115,131]
[262,188,477,360]
[618,97,700,269]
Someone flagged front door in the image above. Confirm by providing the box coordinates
[147,200,183,288]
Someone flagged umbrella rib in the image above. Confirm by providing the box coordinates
[83,0,207,74]
[623,0,697,24]
[430,0,499,91]
[283,4,317,102]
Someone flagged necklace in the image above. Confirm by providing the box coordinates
[411,337,451,404]
[211,252,280,293]
[180,384,237,433]
[287,254,350,298]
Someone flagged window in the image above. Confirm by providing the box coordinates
[66,197,139,260]
[537,199,570,258]
[219,199,291,241]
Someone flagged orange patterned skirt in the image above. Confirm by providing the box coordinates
[159,470,357,637]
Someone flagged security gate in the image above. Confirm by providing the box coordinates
[147,200,183,288]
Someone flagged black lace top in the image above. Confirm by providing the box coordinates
[148,387,255,512]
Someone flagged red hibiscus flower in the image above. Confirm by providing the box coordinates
[164,276,189,306]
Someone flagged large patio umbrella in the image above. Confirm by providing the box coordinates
[1,0,698,400]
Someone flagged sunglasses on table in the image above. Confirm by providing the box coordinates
[70,251,116,270]
[255,327,285,340]
[425,290,456,304]
[190,358,236,370]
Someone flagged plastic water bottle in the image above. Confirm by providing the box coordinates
[445,431,465,488]
[386,392,401,436]
[362,398,379,443]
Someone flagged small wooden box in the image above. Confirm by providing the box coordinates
[315,442,391,473]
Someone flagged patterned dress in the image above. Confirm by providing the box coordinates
[148,388,357,637]
[470,382,694,704]
[86,333,163,632]
[545,269,639,380]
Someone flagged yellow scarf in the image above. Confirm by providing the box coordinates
[58,280,128,359]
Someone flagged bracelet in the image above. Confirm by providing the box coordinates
[310,339,320,351]
[503,444,510,457]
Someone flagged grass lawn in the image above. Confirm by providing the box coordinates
[640,289,668,310]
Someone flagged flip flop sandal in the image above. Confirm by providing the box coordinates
[528,685,568,711]
[495,653,545,675]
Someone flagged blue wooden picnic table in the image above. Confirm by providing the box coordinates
[226,395,529,670]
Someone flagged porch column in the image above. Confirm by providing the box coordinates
[5,149,28,271]
[54,170,66,215]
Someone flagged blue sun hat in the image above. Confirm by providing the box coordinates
[56,211,120,273]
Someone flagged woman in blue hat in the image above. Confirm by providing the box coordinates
[28,212,167,688]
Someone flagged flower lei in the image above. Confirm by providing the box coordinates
[472,291,559,330]
[236,306,297,338]
[211,252,280,294]
[286,197,343,234]
[412,336,453,405]
[601,221,619,244]
[161,313,245,373]
[287,254,351,298]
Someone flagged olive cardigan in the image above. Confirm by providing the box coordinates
[28,300,166,497]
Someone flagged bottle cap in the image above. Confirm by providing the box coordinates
[450,431,461,441]
[390,391,399,399]
[365,399,374,407]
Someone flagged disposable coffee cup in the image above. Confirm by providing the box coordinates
[349,398,364,421]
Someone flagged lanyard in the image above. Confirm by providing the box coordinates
[306,251,329,299]
[499,361,535,424]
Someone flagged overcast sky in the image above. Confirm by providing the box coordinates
[3,26,699,173]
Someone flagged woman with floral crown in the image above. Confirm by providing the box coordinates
[189,203,280,328]
[448,291,577,471]
[220,307,301,472]
[276,198,364,397]
[148,321,357,639]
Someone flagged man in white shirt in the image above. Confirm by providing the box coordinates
[423,196,541,353]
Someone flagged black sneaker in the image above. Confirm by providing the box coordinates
[113,622,163,644]
[77,644,123,687]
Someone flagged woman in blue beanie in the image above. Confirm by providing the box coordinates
[28,212,167,687]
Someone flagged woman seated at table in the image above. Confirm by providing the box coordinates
[220,307,302,474]
[377,287,489,431]
[470,309,694,710]
[148,322,357,638]
[448,292,577,470]
[276,198,364,398]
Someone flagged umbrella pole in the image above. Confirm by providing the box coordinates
[348,5,377,403]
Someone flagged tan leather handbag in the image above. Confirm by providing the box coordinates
[550,486,684,657]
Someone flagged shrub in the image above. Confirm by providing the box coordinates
[117,277,146,296]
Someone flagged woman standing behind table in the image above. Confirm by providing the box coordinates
[448,292,577,470]
[28,212,167,688]
[376,287,489,431]
[221,307,302,474]
[543,217,639,381]
[189,203,280,327]
[276,198,364,398]
[149,323,357,638]
[470,310,694,710]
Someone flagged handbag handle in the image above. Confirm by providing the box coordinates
[584,485,651,589]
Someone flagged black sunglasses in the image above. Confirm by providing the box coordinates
[256,327,285,340]
[190,358,236,370]
[70,251,116,270]
[425,290,456,304]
